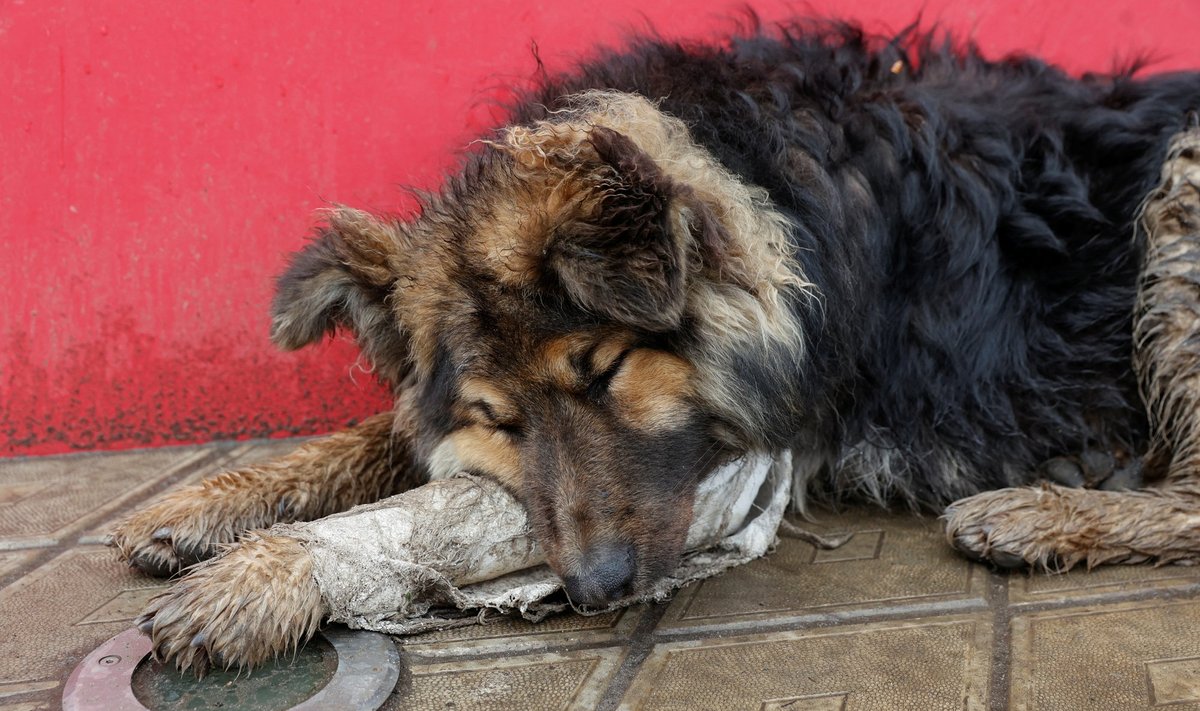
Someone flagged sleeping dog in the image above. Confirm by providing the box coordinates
[109,21,1200,672]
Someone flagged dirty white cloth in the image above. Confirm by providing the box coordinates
[275,451,792,635]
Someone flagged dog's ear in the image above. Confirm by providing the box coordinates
[271,208,408,377]
[509,124,719,332]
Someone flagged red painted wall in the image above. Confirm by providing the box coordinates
[4,0,1200,457]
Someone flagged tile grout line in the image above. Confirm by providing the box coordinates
[71,446,251,546]
[594,600,671,711]
[987,571,1012,711]
[73,448,228,541]
[1003,578,1200,614]
[399,632,635,666]
[0,446,233,592]
[650,596,990,642]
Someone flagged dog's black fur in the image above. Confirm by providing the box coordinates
[508,22,1200,508]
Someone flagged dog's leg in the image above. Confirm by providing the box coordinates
[947,123,1200,570]
[109,408,425,576]
[944,481,1200,569]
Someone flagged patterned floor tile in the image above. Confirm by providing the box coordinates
[622,614,991,711]
[657,509,986,631]
[0,551,36,580]
[0,702,54,711]
[0,546,164,688]
[0,448,215,549]
[1009,561,1200,605]
[0,679,57,711]
[385,647,624,710]
[1010,598,1200,710]
[0,681,58,701]
[76,438,302,544]
[401,605,647,659]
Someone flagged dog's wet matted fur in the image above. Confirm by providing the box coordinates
[107,21,1200,672]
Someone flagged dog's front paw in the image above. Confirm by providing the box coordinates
[136,533,326,675]
[943,484,1076,571]
[108,476,280,576]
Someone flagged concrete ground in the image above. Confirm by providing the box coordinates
[4,442,1200,710]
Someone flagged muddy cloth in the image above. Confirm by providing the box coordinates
[274,452,792,635]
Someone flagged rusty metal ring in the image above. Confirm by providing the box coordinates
[63,627,398,711]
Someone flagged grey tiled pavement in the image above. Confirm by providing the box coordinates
[4,443,1200,709]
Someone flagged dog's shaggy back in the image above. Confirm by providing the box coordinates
[511,23,1200,508]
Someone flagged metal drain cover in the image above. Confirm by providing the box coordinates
[63,627,399,711]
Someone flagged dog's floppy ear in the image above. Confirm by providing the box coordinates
[271,208,409,379]
[515,124,716,332]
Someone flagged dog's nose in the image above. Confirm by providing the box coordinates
[562,542,636,607]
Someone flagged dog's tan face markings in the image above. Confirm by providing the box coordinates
[436,333,701,469]
[530,333,698,434]
[418,324,715,604]
[609,350,695,433]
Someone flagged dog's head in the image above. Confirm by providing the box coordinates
[269,92,809,606]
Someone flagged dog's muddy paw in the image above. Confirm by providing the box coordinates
[108,486,273,577]
[943,485,1073,571]
[108,500,231,576]
[137,533,326,675]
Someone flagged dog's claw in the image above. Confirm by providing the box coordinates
[151,527,173,542]
[988,550,1027,569]
[950,535,984,563]
[173,539,213,568]
[130,551,177,579]
[277,496,296,519]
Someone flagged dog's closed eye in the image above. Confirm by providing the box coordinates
[469,400,524,437]
[587,348,632,401]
